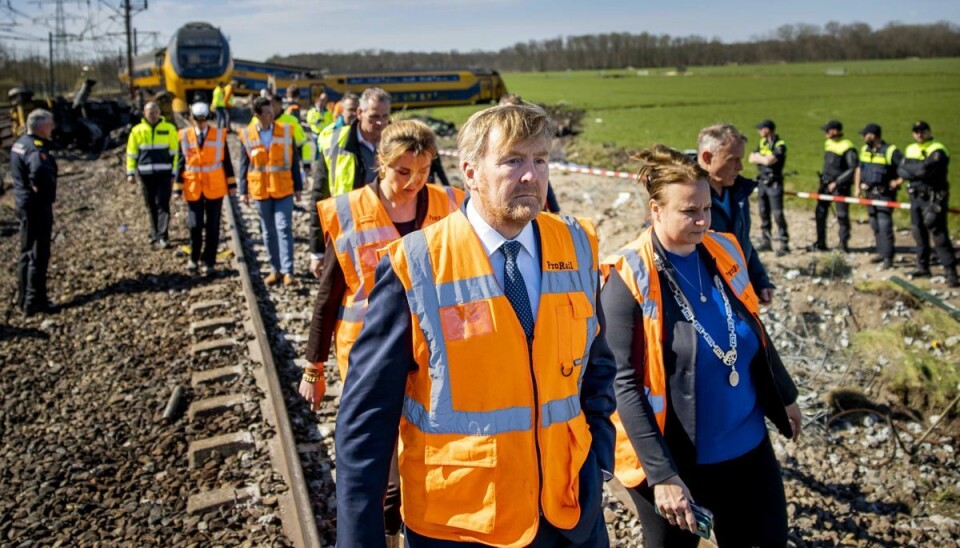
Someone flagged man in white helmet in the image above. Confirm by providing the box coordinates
[174,102,236,275]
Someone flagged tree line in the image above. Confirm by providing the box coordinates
[269,21,960,73]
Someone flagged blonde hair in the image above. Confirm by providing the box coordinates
[376,119,438,176]
[457,103,553,166]
[634,144,709,204]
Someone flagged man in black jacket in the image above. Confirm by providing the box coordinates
[812,120,859,252]
[11,109,58,316]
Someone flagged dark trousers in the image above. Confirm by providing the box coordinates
[215,107,228,129]
[758,181,788,246]
[868,204,895,262]
[139,173,173,242]
[815,187,850,247]
[629,436,787,548]
[186,196,223,267]
[404,512,608,548]
[910,190,957,271]
[17,201,54,310]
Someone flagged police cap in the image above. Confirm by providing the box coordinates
[858,123,881,137]
[912,120,931,133]
[821,120,842,132]
[756,119,776,131]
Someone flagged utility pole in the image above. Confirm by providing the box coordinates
[124,0,134,99]
[48,31,55,95]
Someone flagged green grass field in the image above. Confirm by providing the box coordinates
[421,57,960,229]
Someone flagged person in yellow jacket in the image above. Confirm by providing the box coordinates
[600,144,801,547]
[211,82,228,129]
[308,88,390,279]
[174,102,236,275]
[334,103,617,547]
[299,120,464,540]
[305,92,334,135]
[126,101,179,247]
[238,96,304,286]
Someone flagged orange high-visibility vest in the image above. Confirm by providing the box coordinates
[317,183,464,381]
[600,228,759,488]
[179,126,228,201]
[238,123,295,200]
[383,210,600,546]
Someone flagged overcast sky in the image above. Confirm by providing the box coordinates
[2,0,958,61]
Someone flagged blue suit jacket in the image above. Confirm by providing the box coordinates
[334,219,617,547]
[710,176,772,291]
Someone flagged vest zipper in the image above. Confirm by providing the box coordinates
[525,336,544,517]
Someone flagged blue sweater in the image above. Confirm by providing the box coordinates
[665,249,767,464]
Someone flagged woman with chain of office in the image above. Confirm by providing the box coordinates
[600,144,802,547]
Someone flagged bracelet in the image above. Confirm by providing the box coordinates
[302,373,319,384]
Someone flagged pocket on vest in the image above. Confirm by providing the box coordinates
[557,293,592,377]
[423,435,497,533]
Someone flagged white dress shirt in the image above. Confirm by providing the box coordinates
[465,199,540,319]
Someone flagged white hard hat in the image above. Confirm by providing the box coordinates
[190,102,211,118]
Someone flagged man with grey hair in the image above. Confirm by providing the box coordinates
[11,109,58,315]
[126,101,179,248]
[698,123,775,305]
[308,87,391,278]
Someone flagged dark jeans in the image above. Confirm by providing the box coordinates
[186,196,223,267]
[909,190,956,271]
[215,107,228,129]
[758,181,788,246]
[17,201,54,310]
[815,187,850,247]
[629,436,787,548]
[140,173,173,242]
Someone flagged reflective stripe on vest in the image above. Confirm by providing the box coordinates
[758,138,785,156]
[602,229,758,487]
[320,184,465,381]
[240,124,294,199]
[905,140,950,160]
[859,143,898,186]
[179,127,227,200]
[824,138,855,156]
[386,210,599,543]
[398,215,597,436]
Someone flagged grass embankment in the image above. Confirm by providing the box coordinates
[422,57,960,231]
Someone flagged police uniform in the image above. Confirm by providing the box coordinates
[814,121,859,252]
[754,126,789,253]
[898,121,958,285]
[11,132,58,314]
[857,125,904,268]
[126,115,179,245]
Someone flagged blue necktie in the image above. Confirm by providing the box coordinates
[502,241,535,340]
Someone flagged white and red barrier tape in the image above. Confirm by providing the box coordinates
[438,149,960,214]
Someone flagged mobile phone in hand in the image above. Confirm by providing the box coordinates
[654,501,714,539]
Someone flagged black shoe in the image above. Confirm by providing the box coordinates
[756,241,773,252]
[23,302,58,316]
[908,268,932,278]
[839,242,850,253]
[880,260,894,270]
[157,238,169,249]
[947,277,960,288]
[869,255,884,264]
[775,245,791,257]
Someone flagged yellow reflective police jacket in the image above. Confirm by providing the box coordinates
[383,210,600,546]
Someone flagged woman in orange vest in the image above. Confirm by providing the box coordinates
[174,102,236,275]
[299,119,464,538]
[600,144,801,547]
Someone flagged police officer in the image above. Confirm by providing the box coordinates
[898,121,958,287]
[126,101,179,248]
[749,119,790,256]
[211,82,228,129]
[812,120,858,252]
[11,109,58,316]
[854,123,903,269]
